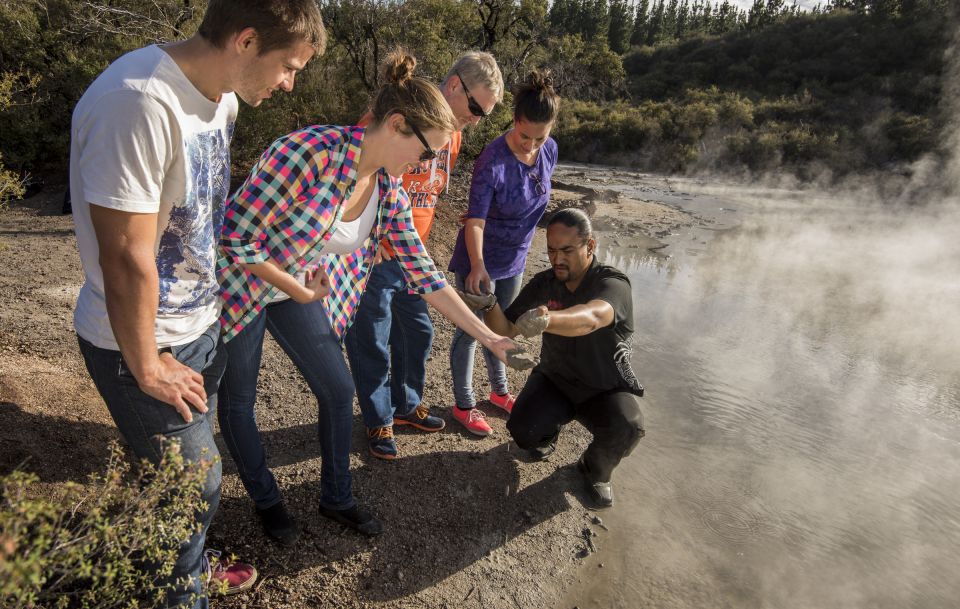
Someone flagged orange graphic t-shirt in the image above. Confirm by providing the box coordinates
[358,113,461,254]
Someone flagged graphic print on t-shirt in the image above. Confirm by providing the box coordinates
[157,125,232,314]
[403,146,453,208]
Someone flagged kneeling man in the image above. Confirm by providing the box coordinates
[474,208,645,508]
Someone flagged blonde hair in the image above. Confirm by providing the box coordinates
[445,51,505,103]
[371,50,457,136]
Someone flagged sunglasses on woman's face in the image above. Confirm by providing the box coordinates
[408,121,437,162]
[456,70,489,118]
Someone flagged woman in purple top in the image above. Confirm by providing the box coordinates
[448,70,561,436]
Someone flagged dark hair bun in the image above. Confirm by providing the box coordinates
[513,67,560,123]
[382,50,417,86]
[527,69,554,92]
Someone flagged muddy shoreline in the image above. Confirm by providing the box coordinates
[0,165,697,608]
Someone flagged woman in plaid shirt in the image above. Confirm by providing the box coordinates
[215,52,527,542]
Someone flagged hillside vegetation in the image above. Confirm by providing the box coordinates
[0,0,954,194]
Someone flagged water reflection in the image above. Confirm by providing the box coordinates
[562,180,960,609]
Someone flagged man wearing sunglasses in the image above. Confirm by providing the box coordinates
[464,209,646,509]
[346,52,504,460]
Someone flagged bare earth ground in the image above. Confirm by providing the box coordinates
[0,166,695,609]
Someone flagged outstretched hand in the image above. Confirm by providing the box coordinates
[516,306,550,338]
[455,288,497,312]
[487,337,539,371]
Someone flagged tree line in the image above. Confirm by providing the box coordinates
[0,0,955,204]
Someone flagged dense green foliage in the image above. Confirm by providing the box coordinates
[0,442,211,608]
[563,4,951,176]
[0,0,954,187]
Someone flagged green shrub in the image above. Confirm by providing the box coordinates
[0,441,212,609]
[0,153,24,209]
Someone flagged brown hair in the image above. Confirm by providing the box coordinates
[198,0,327,55]
[513,69,560,124]
[370,50,457,136]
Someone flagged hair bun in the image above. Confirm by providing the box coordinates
[527,69,554,92]
[382,49,417,86]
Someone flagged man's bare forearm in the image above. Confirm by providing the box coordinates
[541,301,613,337]
[90,205,207,418]
[102,246,163,377]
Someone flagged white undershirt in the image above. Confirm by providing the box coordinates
[273,185,379,303]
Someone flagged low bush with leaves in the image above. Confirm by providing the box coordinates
[0,441,213,609]
[0,153,24,210]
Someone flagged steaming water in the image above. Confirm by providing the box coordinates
[556,166,960,609]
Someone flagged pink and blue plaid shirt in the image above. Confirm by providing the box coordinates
[217,125,447,342]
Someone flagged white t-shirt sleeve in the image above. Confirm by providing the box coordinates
[75,89,173,213]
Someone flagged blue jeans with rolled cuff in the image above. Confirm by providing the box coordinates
[344,259,434,429]
[78,321,225,609]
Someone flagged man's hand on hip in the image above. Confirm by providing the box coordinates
[138,353,208,423]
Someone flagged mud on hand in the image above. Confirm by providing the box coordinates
[516,307,550,338]
[455,288,497,312]
[505,347,539,371]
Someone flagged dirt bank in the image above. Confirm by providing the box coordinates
[0,165,695,609]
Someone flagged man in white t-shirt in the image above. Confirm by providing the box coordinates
[70,1,325,606]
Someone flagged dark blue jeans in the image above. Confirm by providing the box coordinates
[344,259,434,429]
[218,298,356,511]
[78,322,225,609]
[449,272,523,409]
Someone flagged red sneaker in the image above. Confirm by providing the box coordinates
[205,549,257,596]
[488,391,515,414]
[452,405,492,436]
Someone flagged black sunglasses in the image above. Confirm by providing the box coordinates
[529,171,546,195]
[456,70,489,118]
[407,121,437,162]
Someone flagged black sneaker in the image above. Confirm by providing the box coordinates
[577,456,614,509]
[367,426,398,460]
[318,504,383,537]
[394,404,446,432]
[256,501,300,546]
[528,432,559,461]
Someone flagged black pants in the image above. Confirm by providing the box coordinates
[507,371,645,483]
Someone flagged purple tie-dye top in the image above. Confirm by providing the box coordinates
[448,134,558,280]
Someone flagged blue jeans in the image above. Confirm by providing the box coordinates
[449,272,523,409]
[78,322,225,609]
[344,259,434,429]
[218,298,356,511]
